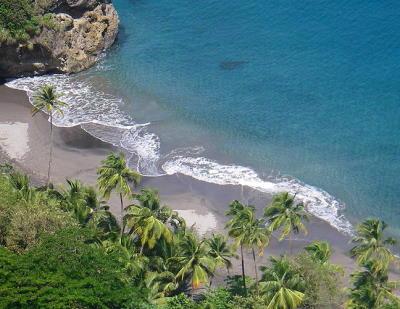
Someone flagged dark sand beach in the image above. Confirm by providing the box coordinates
[0,84,368,281]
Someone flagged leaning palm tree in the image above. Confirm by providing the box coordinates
[350,219,396,274]
[305,240,332,264]
[124,205,173,254]
[173,232,215,295]
[264,192,309,254]
[259,256,305,309]
[97,152,141,235]
[135,188,186,231]
[346,262,400,308]
[207,233,235,275]
[32,84,66,185]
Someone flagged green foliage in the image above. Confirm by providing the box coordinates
[161,293,197,309]
[200,288,234,309]
[0,228,148,308]
[294,252,345,308]
[0,0,39,42]
[0,174,74,252]
[264,192,308,252]
[351,218,396,274]
[259,256,305,309]
[346,262,400,309]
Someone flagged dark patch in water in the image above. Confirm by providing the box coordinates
[219,61,248,71]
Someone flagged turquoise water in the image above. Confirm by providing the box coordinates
[8,0,400,233]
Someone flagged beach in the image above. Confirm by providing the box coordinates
[0,83,363,281]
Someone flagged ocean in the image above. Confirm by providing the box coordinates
[6,0,400,235]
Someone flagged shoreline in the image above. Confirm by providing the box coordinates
[0,83,359,278]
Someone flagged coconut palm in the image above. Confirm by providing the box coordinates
[346,262,400,309]
[97,152,141,235]
[226,201,269,295]
[225,201,253,296]
[32,84,66,185]
[264,192,309,254]
[305,240,332,264]
[350,219,396,273]
[135,188,186,231]
[247,217,270,295]
[207,233,235,275]
[259,256,305,309]
[173,232,215,295]
[124,205,173,254]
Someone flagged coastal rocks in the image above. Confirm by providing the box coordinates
[0,0,118,78]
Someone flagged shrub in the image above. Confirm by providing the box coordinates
[294,252,345,308]
[0,228,149,308]
[0,0,39,41]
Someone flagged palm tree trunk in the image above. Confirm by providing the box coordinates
[47,112,53,186]
[119,193,124,238]
[252,248,259,296]
[240,243,247,296]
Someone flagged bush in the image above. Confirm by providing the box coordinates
[294,252,345,308]
[0,0,39,40]
[0,228,149,308]
[0,175,75,252]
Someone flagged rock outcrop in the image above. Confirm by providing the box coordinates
[0,0,119,78]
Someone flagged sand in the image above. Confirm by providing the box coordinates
[0,84,366,281]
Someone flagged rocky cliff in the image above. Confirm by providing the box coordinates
[0,0,119,78]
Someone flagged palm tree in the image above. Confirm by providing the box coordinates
[350,219,396,274]
[259,256,305,309]
[226,201,269,296]
[247,217,270,295]
[225,201,252,296]
[346,262,400,308]
[135,188,186,231]
[173,232,215,295]
[305,240,332,264]
[207,233,235,275]
[124,205,173,254]
[264,192,309,254]
[97,152,141,236]
[32,84,66,185]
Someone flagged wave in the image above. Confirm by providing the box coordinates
[5,73,353,235]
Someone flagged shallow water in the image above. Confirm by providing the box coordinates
[7,0,400,234]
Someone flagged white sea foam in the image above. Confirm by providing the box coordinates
[5,75,161,175]
[162,156,353,234]
[6,75,353,235]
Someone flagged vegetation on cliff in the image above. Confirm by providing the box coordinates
[0,0,56,43]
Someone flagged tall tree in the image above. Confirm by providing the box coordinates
[264,192,308,254]
[350,219,396,274]
[346,262,400,309]
[32,84,66,185]
[97,152,141,236]
[207,233,235,275]
[225,201,251,296]
[305,240,332,264]
[135,188,186,231]
[226,201,269,296]
[173,232,215,295]
[123,205,173,254]
[259,256,305,309]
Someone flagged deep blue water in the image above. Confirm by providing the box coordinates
[10,0,399,233]
[104,0,400,229]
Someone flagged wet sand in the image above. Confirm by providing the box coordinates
[0,84,362,281]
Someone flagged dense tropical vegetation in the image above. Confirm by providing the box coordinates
[0,150,399,308]
[0,0,57,43]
